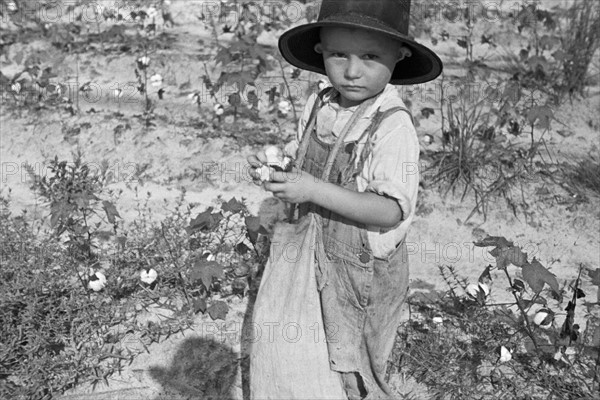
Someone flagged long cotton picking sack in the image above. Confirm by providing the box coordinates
[249,214,346,399]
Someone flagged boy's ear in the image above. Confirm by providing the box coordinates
[314,43,323,54]
[397,46,412,62]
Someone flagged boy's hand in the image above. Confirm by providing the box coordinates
[247,151,268,184]
[263,167,318,203]
[247,151,267,168]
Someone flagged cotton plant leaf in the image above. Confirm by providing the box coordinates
[244,215,269,245]
[490,245,528,270]
[221,197,245,213]
[473,235,513,248]
[207,300,229,321]
[186,207,223,234]
[478,264,493,285]
[521,258,559,295]
[193,298,207,314]
[189,260,223,290]
[102,200,120,224]
[588,268,600,286]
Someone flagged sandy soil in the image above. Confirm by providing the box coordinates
[1,1,599,398]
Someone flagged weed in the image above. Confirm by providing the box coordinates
[559,0,600,98]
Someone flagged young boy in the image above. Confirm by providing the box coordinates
[248,0,442,398]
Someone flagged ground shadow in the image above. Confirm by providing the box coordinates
[149,336,238,400]
[240,196,288,400]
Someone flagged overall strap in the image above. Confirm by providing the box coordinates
[320,95,378,180]
[340,106,412,185]
[295,88,333,171]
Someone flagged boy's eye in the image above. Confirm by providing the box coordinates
[363,54,378,60]
[331,52,346,58]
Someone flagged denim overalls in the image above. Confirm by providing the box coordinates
[293,89,411,399]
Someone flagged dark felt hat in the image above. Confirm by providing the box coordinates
[278,0,442,85]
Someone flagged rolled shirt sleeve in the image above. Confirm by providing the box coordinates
[363,110,419,223]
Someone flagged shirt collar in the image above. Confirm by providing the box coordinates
[322,84,397,117]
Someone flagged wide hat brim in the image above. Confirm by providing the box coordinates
[279,15,443,85]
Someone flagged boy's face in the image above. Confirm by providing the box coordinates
[316,27,403,108]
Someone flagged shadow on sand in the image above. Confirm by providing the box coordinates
[148,336,238,400]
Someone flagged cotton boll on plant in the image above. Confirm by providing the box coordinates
[214,103,224,116]
[140,268,158,285]
[533,308,554,329]
[277,100,292,117]
[150,74,163,87]
[465,282,490,303]
[498,346,512,363]
[88,271,107,292]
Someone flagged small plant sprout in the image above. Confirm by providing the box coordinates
[7,1,17,12]
[134,54,155,125]
[140,268,158,285]
[11,82,21,93]
[533,308,554,329]
[88,270,107,292]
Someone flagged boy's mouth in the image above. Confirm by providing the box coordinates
[341,85,363,91]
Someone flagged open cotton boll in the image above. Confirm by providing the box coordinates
[478,283,490,297]
[533,308,554,329]
[264,146,292,172]
[140,268,158,284]
[202,250,216,262]
[498,346,512,363]
[264,146,284,164]
[88,271,107,292]
[256,165,273,183]
[465,283,480,297]
[466,282,490,298]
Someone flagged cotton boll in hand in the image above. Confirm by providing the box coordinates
[263,145,293,172]
[256,165,274,183]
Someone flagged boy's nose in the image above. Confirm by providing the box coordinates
[344,57,362,80]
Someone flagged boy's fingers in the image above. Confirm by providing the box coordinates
[271,168,302,183]
[263,181,285,192]
[255,151,267,164]
[247,155,262,168]
[270,171,287,183]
